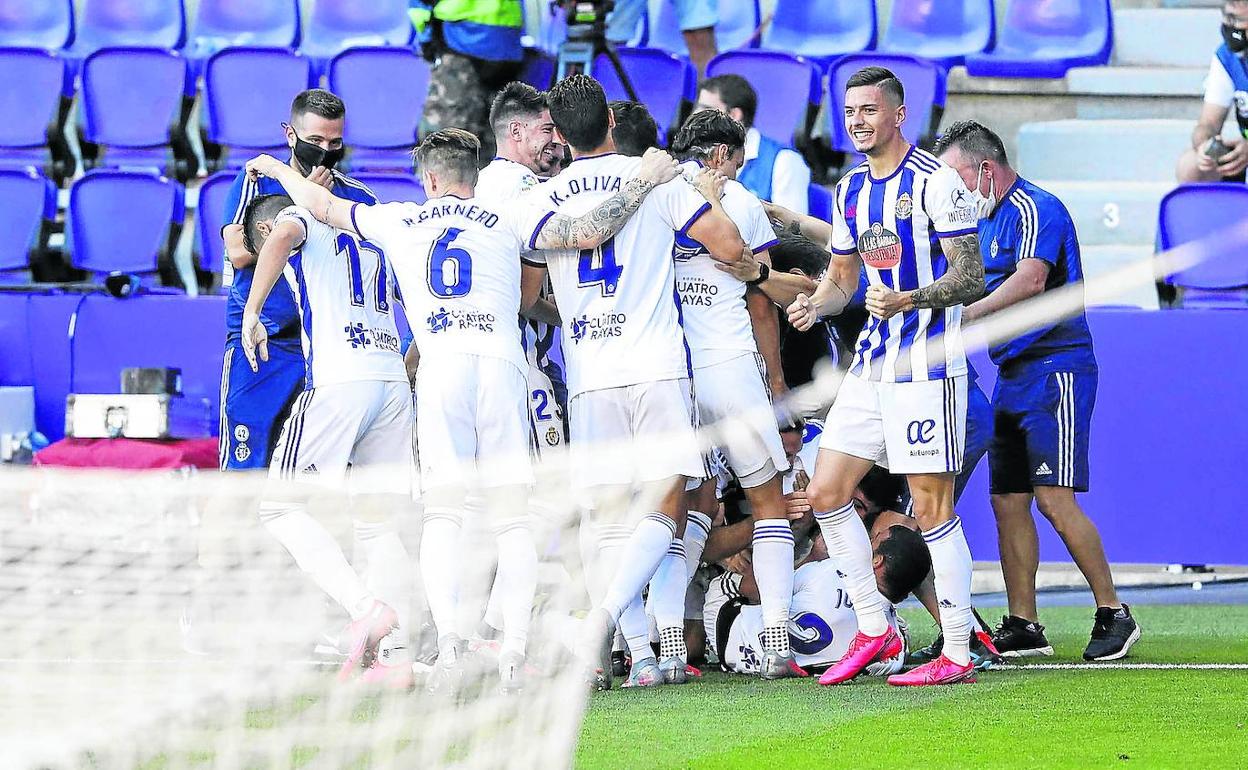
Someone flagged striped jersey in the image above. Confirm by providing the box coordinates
[274,206,407,389]
[830,146,979,383]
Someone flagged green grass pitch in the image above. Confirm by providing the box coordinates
[576,605,1248,769]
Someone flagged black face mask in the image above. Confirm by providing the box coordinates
[1223,23,1248,54]
[287,126,345,174]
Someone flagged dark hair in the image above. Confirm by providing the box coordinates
[844,66,905,107]
[859,466,906,513]
[241,194,295,256]
[699,74,757,128]
[609,100,659,157]
[490,81,548,137]
[671,109,746,163]
[290,89,346,123]
[548,74,610,151]
[413,128,480,186]
[876,525,932,604]
[768,231,829,278]
[932,119,1010,165]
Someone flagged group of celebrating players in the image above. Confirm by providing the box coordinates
[215,62,1139,695]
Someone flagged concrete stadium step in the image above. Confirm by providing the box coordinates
[1016,119,1193,182]
[1081,245,1162,310]
[1112,8,1220,68]
[1029,180,1169,247]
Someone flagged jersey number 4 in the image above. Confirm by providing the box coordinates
[577,238,621,297]
[337,232,389,314]
[428,227,472,298]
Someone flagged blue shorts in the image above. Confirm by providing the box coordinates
[219,341,305,471]
[990,369,1097,494]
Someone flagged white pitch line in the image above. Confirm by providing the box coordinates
[998,663,1248,671]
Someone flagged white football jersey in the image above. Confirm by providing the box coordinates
[274,206,406,389]
[475,157,540,202]
[527,153,711,397]
[673,161,778,368]
[349,195,552,374]
[723,560,902,674]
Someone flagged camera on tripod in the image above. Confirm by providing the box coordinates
[554,0,639,100]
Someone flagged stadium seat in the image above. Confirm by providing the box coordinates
[0,169,55,279]
[0,48,74,181]
[761,0,876,63]
[826,53,946,154]
[70,0,186,57]
[1158,183,1248,306]
[194,170,237,276]
[650,0,759,53]
[327,47,428,172]
[66,169,184,279]
[882,0,994,67]
[352,172,426,205]
[302,0,413,62]
[188,0,300,62]
[0,0,75,49]
[964,0,1112,79]
[203,47,315,169]
[79,47,195,179]
[705,51,821,148]
[807,183,832,223]
[592,48,694,142]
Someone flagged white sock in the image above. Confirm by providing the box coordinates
[684,511,713,581]
[419,509,462,640]
[814,501,889,636]
[646,538,688,660]
[494,518,538,656]
[618,595,654,662]
[353,518,411,652]
[924,516,975,666]
[752,519,795,654]
[261,502,372,620]
[600,513,677,620]
[588,520,630,606]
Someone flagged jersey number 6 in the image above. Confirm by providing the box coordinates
[428,227,473,298]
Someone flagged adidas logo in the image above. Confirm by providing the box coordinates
[301,464,319,475]
[939,599,955,609]
[1035,462,1052,476]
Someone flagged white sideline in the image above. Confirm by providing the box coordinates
[1000,663,1248,671]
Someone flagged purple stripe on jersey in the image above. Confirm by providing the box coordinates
[926,220,948,378]
[830,246,856,256]
[841,170,869,377]
[290,251,314,389]
[893,167,919,383]
[349,203,365,240]
[865,175,893,381]
[752,238,779,254]
[678,201,711,236]
[936,226,978,238]
[672,286,694,379]
[528,211,555,250]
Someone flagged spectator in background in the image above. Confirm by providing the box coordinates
[608,0,719,77]
[695,75,811,215]
[1176,0,1248,182]
[609,100,661,156]
[410,0,525,160]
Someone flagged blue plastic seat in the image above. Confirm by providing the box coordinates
[79,47,194,176]
[0,0,74,49]
[302,0,413,62]
[351,172,426,205]
[188,0,300,61]
[519,47,554,90]
[593,47,694,141]
[827,53,946,154]
[203,47,315,169]
[964,0,1112,79]
[807,183,832,224]
[1158,183,1248,306]
[705,51,821,148]
[67,169,184,279]
[882,0,994,67]
[761,0,876,62]
[0,48,73,179]
[70,0,186,57]
[650,0,759,53]
[328,47,429,172]
[0,169,55,278]
[194,170,236,276]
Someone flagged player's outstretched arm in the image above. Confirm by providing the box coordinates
[531,147,681,250]
[240,219,303,372]
[716,246,817,308]
[245,155,355,232]
[763,200,833,247]
[786,250,860,330]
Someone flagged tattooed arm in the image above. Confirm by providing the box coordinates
[863,233,986,321]
[532,148,680,250]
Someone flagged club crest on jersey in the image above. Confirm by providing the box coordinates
[233,444,250,462]
[545,427,561,446]
[856,222,902,270]
[895,192,913,219]
[991,237,999,258]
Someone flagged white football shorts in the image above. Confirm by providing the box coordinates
[820,372,967,475]
[692,352,787,487]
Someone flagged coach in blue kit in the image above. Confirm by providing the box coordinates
[935,121,1140,662]
[219,89,378,470]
